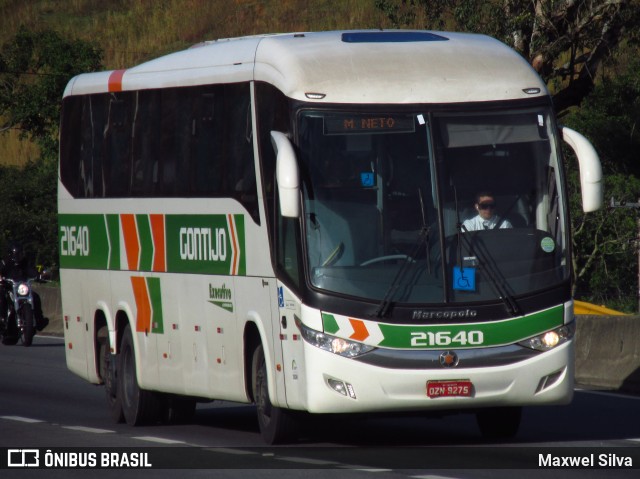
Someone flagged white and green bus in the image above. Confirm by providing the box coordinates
[58,30,602,443]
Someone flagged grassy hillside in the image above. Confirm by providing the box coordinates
[1,0,391,68]
[0,0,392,166]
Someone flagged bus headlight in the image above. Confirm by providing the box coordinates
[518,322,576,352]
[297,320,375,358]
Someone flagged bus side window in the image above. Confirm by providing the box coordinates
[225,85,258,223]
[130,90,161,196]
[104,95,131,197]
[191,92,220,195]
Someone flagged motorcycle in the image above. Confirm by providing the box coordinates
[0,276,41,347]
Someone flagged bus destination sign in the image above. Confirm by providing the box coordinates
[324,114,415,135]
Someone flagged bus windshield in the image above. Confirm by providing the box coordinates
[297,107,568,306]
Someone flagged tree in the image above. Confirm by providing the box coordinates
[375,0,640,115]
[564,59,640,310]
[0,26,103,268]
[0,25,103,158]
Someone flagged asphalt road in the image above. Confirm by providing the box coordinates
[0,335,639,479]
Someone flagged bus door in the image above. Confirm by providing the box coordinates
[262,277,289,408]
[276,282,305,410]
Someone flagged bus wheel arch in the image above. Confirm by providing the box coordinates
[94,309,108,381]
[243,321,262,402]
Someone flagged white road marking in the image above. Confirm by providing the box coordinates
[339,465,393,472]
[133,436,186,445]
[276,456,339,466]
[62,426,115,434]
[203,447,257,455]
[0,415,44,423]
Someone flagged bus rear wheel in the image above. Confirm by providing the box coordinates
[251,344,297,444]
[119,324,161,426]
[476,406,522,440]
[99,332,124,423]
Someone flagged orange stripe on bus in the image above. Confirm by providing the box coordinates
[149,214,166,272]
[131,277,151,333]
[108,69,126,92]
[121,214,140,271]
[349,318,370,341]
[227,214,238,275]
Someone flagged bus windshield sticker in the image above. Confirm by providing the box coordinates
[453,266,476,292]
[360,172,375,187]
[541,237,555,253]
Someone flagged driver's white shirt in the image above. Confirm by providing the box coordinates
[462,214,512,231]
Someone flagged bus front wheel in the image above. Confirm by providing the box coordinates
[251,344,297,444]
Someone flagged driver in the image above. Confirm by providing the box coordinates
[462,191,512,231]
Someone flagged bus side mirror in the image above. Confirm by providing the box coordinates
[271,131,300,218]
[562,126,603,213]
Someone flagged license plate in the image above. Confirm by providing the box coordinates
[426,380,473,398]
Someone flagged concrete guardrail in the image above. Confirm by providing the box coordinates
[34,285,640,394]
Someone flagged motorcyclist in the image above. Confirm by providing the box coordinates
[0,243,49,332]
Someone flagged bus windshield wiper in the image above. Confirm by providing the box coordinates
[375,189,430,318]
[374,225,429,318]
[458,224,520,316]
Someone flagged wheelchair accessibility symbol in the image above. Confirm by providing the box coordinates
[453,266,476,291]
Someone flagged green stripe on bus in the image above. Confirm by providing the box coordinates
[234,214,247,276]
[147,277,164,334]
[59,213,246,275]
[378,305,563,348]
[321,305,564,349]
[322,313,340,334]
[137,214,154,271]
[106,214,120,270]
[59,214,111,269]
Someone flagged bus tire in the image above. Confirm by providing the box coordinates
[119,324,161,426]
[251,344,297,444]
[476,406,522,440]
[99,334,124,423]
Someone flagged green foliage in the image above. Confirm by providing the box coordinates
[0,159,57,267]
[0,26,103,270]
[0,25,103,159]
[564,60,640,311]
[565,61,640,176]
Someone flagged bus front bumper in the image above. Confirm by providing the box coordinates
[295,340,574,414]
